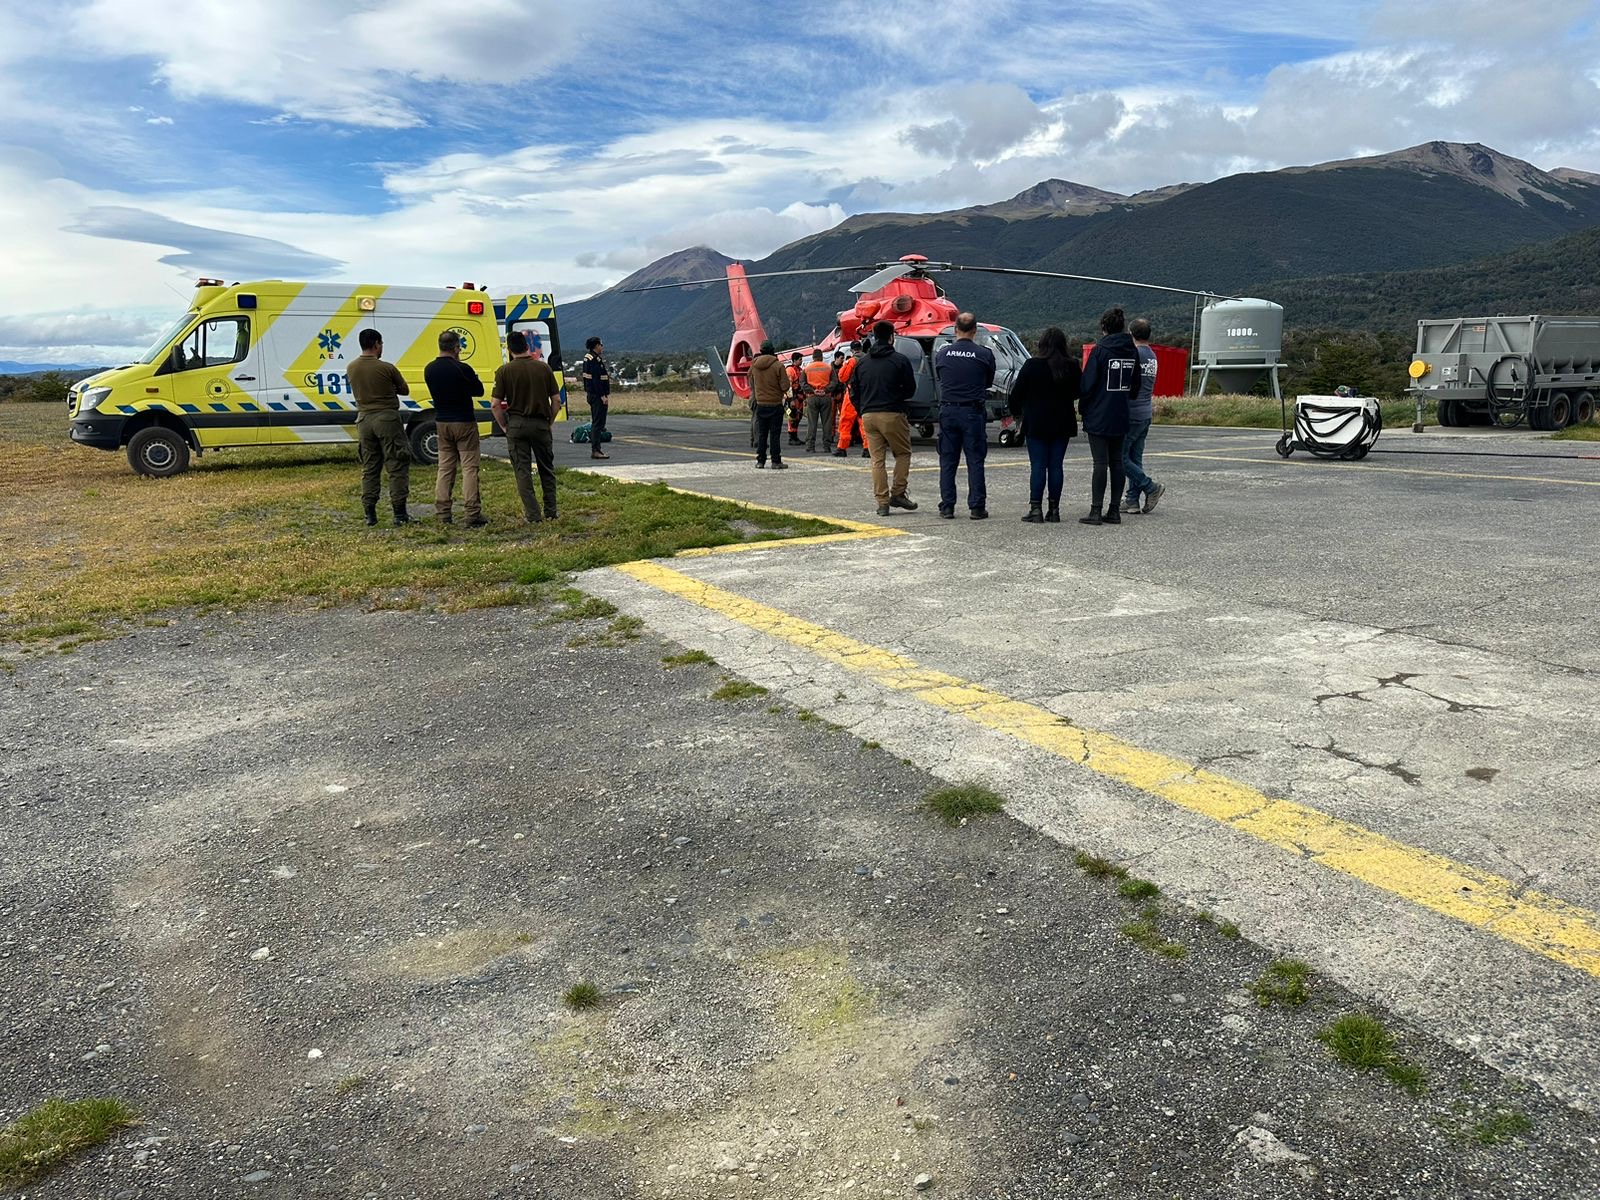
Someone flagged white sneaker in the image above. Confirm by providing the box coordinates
[1143,483,1166,513]
[1120,498,1142,513]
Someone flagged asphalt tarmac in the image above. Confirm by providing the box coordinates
[4,414,1597,1198]
[576,414,1600,1108]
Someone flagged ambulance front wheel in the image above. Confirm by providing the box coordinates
[1275,435,1292,458]
[408,419,439,465]
[127,426,191,477]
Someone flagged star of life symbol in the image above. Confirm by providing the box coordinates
[318,329,342,354]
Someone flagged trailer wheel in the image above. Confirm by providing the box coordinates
[127,426,191,477]
[1437,398,1458,427]
[408,419,439,465]
[1544,392,1573,432]
[1573,391,1596,425]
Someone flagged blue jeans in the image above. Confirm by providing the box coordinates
[1122,418,1154,503]
[937,406,987,510]
[1026,434,1069,505]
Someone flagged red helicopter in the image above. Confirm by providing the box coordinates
[631,255,1220,443]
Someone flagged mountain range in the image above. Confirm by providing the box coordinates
[561,142,1600,351]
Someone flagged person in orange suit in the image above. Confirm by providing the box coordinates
[833,341,869,457]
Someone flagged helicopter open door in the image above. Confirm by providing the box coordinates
[705,346,735,407]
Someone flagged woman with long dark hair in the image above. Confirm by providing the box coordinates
[1078,307,1139,526]
[1008,327,1080,522]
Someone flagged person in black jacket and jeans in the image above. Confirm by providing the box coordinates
[1078,307,1139,526]
[854,320,919,516]
[1009,326,1080,523]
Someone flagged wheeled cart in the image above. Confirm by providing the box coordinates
[1275,392,1382,460]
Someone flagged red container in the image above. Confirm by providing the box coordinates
[1081,342,1189,397]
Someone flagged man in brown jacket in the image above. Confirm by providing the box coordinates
[747,340,791,470]
[492,330,561,522]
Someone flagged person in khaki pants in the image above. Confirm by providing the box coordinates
[852,321,919,516]
[423,329,486,526]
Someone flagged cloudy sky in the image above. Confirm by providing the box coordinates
[2,0,1597,364]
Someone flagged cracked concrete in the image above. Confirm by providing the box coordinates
[566,417,1600,1110]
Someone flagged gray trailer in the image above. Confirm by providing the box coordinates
[1406,315,1600,431]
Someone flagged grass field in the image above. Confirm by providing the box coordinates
[0,403,837,650]
[606,391,743,420]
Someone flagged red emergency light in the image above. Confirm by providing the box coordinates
[467,300,485,315]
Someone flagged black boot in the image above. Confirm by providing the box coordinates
[393,503,411,525]
[1045,503,1061,523]
[1022,504,1043,523]
[1103,506,1121,525]
[1078,508,1103,526]
[363,503,377,527]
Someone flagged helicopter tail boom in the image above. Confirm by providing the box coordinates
[724,264,769,401]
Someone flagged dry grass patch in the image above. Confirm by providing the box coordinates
[0,403,837,646]
[1154,392,1431,430]
[606,390,743,420]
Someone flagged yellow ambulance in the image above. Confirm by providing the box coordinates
[68,279,566,476]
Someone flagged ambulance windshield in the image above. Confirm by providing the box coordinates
[137,312,198,365]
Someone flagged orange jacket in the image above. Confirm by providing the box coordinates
[804,360,834,392]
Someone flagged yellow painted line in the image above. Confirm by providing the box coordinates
[615,437,754,461]
[614,559,1600,978]
[1159,451,1600,489]
[653,484,907,557]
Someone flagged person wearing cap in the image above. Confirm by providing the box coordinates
[424,328,487,527]
[747,340,791,469]
[853,320,918,515]
[493,330,562,523]
[580,336,611,460]
[346,327,411,526]
[786,352,806,445]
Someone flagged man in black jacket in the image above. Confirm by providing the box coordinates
[580,337,611,460]
[1078,307,1139,526]
[855,320,919,516]
[424,329,487,526]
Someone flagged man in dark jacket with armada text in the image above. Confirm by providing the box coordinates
[933,312,995,520]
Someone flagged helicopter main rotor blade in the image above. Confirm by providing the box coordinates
[623,265,877,293]
[945,265,1241,302]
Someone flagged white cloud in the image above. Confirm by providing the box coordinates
[69,0,606,127]
[3,1,1599,363]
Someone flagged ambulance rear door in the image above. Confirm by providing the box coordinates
[502,293,566,419]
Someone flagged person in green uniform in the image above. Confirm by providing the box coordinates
[492,330,561,523]
[346,328,411,526]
